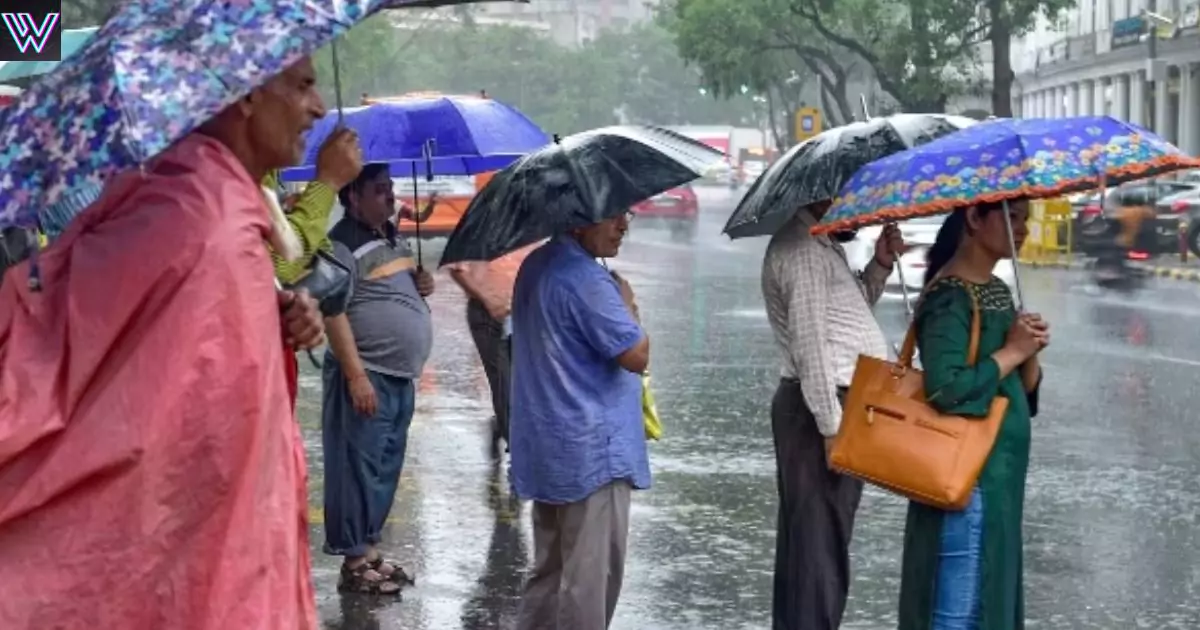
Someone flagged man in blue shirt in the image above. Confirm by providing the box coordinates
[510,211,651,630]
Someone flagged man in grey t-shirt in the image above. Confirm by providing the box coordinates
[321,163,435,595]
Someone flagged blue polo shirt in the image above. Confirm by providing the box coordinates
[509,236,650,504]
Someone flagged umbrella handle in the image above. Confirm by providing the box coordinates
[895,260,913,317]
[1002,199,1025,310]
[410,162,422,270]
[331,39,344,124]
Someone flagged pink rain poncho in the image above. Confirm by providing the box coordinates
[0,134,316,629]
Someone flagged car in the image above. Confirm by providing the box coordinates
[740,159,768,184]
[844,215,1017,295]
[1156,187,1200,256]
[632,184,699,240]
[702,159,736,186]
[1075,180,1197,256]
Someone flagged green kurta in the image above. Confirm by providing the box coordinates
[898,276,1040,630]
[262,171,337,284]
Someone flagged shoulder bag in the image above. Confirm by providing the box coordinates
[828,283,1007,511]
[286,249,353,318]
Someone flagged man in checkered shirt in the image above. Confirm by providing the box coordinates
[761,200,904,630]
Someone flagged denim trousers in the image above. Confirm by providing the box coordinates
[932,488,984,630]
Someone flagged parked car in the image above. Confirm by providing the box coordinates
[1075,180,1197,256]
[844,215,1017,295]
[1156,187,1200,256]
[632,184,699,240]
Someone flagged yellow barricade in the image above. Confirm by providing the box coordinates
[1019,198,1073,265]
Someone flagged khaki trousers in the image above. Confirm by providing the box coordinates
[515,481,632,630]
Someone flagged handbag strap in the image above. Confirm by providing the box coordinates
[897,279,982,368]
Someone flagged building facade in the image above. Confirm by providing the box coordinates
[1014,0,1200,155]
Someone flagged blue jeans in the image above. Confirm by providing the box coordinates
[321,360,415,557]
[932,489,984,630]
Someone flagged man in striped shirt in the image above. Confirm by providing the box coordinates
[761,201,903,630]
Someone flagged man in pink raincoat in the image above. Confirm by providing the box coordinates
[0,58,328,629]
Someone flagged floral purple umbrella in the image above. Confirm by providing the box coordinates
[816,116,1200,235]
[0,0,520,231]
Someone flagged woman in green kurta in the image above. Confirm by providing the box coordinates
[898,199,1048,630]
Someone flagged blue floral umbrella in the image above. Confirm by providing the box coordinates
[816,116,1200,235]
[0,0,518,231]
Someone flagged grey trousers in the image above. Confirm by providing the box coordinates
[466,297,512,442]
[515,482,632,630]
[771,379,862,630]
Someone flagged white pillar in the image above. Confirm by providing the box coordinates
[1114,74,1130,122]
[1129,71,1145,126]
[1155,71,1173,141]
[1081,80,1095,116]
[1183,63,1200,155]
[1067,82,1081,116]
[1092,78,1107,116]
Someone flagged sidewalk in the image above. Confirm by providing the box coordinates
[1021,254,1200,283]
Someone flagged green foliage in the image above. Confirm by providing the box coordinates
[664,0,863,131]
[312,14,758,135]
[61,0,121,28]
[667,0,1075,117]
[793,0,986,112]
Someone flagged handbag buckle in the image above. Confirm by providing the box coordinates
[867,407,875,425]
[889,364,907,379]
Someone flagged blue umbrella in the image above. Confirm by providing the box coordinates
[279,96,550,181]
[0,0,519,231]
[0,27,97,83]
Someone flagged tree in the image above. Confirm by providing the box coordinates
[793,0,1074,116]
[791,0,986,113]
[61,0,121,28]
[589,22,759,127]
[665,0,859,138]
[984,0,1075,116]
[311,17,755,135]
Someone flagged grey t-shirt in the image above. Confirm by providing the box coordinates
[329,218,433,379]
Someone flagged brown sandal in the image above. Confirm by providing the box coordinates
[368,555,415,585]
[338,561,402,595]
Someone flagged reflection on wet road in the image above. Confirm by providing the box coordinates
[300,187,1200,629]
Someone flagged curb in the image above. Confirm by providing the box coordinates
[1020,258,1200,283]
[1021,259,1083,270]
[1146,266,1200,283]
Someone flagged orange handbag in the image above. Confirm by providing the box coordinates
[829,285,1007,511]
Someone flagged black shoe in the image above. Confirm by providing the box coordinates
[488,416,502,459]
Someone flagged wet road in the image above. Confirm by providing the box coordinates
[298,186,1200,629]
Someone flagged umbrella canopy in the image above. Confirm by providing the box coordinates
[0,27,98,83]
[723,114,975,239]
[279,95,549,181]
[815,115,1200,235]
[439,125,722,265]
[0,0,522,231]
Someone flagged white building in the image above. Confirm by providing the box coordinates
[1013,0,1200,155]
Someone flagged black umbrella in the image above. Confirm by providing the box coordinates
[722,114,975,239]
[439,125,722,265]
